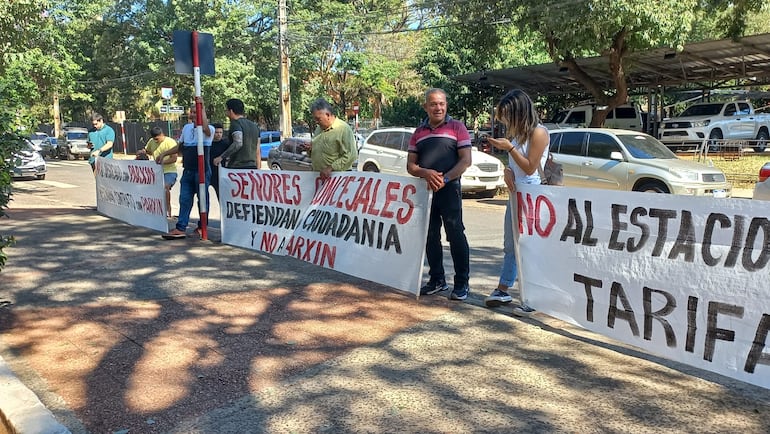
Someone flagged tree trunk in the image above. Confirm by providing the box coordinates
[599,27,630,127]
[548,28,629,128]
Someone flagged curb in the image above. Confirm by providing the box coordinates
[0,355,70,434]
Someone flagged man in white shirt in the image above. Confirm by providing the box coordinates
[159,102,215,239]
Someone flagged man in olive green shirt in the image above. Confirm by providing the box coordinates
[309,98,357,180]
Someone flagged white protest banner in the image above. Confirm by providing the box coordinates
[219,169,431,294]
[514,184,770,389]
[220,168,317,252]
[94,157,168,233]
[292,171,431,294]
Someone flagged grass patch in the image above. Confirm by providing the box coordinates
[490,150,765,190]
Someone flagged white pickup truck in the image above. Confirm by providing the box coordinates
[659,101,770,152]
[545,104,645,132]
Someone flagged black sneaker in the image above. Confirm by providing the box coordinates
[512,304,536,317]
[420,279,449,295]
[484,289,513,307]
[449,284,469,300]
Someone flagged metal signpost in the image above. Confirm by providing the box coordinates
[191,31,208,240]
[173,30,215,240]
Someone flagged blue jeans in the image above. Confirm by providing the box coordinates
[499,202,517,287]
[176,167,211,231]
[499,174,541,288]
[425,181,469,287]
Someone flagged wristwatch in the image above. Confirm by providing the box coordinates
[443,176,450,184]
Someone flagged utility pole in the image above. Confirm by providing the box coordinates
[278,0,292,139]
[53,93,61,138]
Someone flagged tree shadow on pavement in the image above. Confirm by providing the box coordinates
[0,207,453,432]
[168,304,770,434]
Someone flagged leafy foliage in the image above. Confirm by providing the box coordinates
[0,0,49,68]
[0,1,53,270]
[28,0,430,132]
[286,0,425,128]
[381,96,425,127]
[0,111,25,271]
[704,0,768,38]
[50,0,282,124]
[432,0,765,127]
[415,17,551,127]
[5,0,770,133]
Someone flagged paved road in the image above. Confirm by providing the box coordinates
[1,159,769,433]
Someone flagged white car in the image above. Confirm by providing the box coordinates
[549,128,732,197]
[752,162,770,201]
[11,139,47,180]
[356,127,505,197]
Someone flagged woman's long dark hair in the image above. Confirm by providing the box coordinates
[495,89,540,145]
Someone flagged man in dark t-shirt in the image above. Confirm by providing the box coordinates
[213,99,261,169]
[209,123,230,201]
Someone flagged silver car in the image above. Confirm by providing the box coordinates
[267,138,312,171]
[11,139,47,180]
[58,127,91,160]
[549,128,732,197]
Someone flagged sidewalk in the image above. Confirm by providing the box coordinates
[1,197,770,432]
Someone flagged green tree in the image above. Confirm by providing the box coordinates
[0,0,47,63]
[434,0,765,127]
[705,0,767,38]
[0,0,52,271]
[339,45,422,126]
[49,0,281,126]
[287,0,425,126]
[381,96,424,127]
[2,1,82,130]
[0,112,25,271]
[415,17,550,127]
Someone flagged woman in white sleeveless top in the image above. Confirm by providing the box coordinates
[485,90,549,316]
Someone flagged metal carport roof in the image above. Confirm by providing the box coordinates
[453,33,770,96]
